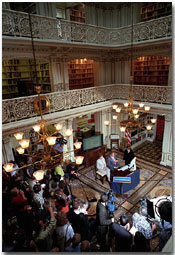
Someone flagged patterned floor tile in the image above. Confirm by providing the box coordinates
[159,170,167,175]
[122,201,134,210]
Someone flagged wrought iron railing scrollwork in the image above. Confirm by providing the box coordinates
[2,84,172,124]
[2,9,172,45]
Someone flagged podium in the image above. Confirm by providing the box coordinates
[110,168,140,194]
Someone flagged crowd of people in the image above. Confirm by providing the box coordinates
[2,152,172,252]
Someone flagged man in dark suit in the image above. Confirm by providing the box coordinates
[123,146,135,165]
[111,214,132,252]
[107,151,120,171]
[96,193,114,251]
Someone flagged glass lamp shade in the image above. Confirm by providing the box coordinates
[124,102,129,107]
[132,109,139,115]
[144,106,150,111]
[46,136,57,146]
[33,124,41,132]
[112,104,118,110]
[33,170,45,181]
[3,163,14,172]
[120,126,126,132]
[146,124,152,131]
[64,129,73,137]
[54,123,63,131]
[104,120,109,126]
[75,156,84,165]
[151,118,157,124]
[116,108,121,113]
[16,147,25,154]
[14,132,24,140]
[139,102,144,108]
[74,141,82,150]
[112,115,118,120]
[19,139,30,149]
[134,114,139,119]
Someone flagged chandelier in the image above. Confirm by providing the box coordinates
[104,3,156,133]
[3,13,84,179]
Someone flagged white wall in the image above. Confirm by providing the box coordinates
[85,3,141,28]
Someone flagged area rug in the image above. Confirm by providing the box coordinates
[70,151,172,251]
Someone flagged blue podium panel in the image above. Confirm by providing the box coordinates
[110,169,140,194]
[113,176,131,183]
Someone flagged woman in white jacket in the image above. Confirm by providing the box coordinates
[96,154,110,182]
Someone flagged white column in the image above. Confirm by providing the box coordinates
[94,112,101,133]
[2,136,14,164]
[50,60,69,91]
[62,119,74,162]
[160,114,172,167]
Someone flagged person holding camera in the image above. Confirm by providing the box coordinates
[132,206,156,240]
[111,214,132,252]
[96,193,115,251]
[32,202,56,252]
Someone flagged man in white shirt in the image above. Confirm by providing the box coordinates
[96,154,110,182]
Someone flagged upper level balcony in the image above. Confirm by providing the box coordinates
[2,84,172,130]
[2,9,172,48]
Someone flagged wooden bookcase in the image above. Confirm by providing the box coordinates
[2,59,51,99]
[70,4,85,23]
[156,115,165,142]
[68,59,94,90]
[134,56,169,86]
[141,2,172,22]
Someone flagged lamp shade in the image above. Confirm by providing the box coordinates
[132,109,139,115]
[3,163,14,172]
[139,102,144,108]
[33,170,45,181]
[124,102,129,107]
[19,139,30,149]
[33,124,41,132]
[16,147,25,154]
[46,136,57,146]
[64,129,73,137]
[120,126,126,132]
[151,118,157,124]
[146,124,152,131]
[112,104,118,110]
[116,108,121,113]
[14,132,24,140]
[74,141,82,150]
[144,106,150,111]
[104,120,109,126]
[134,114,139,119]
[55,123,63,131]
[112,115,117,120]
[75,156,84,165]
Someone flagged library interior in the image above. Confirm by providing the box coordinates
[2,2,173,253]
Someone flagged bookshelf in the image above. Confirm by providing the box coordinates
[134,56,169,86]
[70,4,85,23]
[2,59,51,99]
[131,113,157,148]
[68,59,94,90]
[141,2,172,22]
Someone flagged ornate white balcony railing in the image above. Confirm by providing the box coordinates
[2,84,172,124]
[2,9,172,45]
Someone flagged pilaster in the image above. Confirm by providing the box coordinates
[160,114,172,167]
[2,135,14,164]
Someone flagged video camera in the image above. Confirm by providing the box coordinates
[56,137,67,145]
[106,190,117,218]
[139,196,172,225]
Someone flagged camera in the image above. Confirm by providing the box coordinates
[56,137,67,145]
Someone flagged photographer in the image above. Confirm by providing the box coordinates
[132,206,156,240]
[32,202,56,252]
[96,193,115,251]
